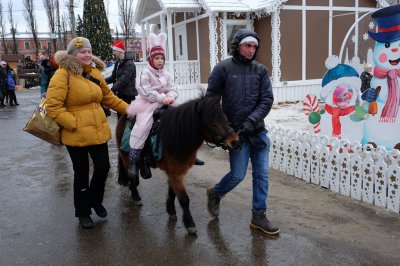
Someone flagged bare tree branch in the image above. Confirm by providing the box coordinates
[23,0,39,57]
[118,0,135,49]
[8,1,18,54]
[43,0,58,54]
[0,1,7,54]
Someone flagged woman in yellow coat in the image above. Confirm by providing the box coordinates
[46,37,129,229]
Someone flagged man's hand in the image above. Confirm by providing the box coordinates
[239,119,255,136]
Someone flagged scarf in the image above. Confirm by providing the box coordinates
[373,66,400,123]
[325,104,355,138]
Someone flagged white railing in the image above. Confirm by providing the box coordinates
[105,62,322,104]
[103,62,204,103]
[267,124,400,214]
[272,79,322,104]
[104,60,200,85]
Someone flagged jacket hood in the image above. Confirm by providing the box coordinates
[230,29,260,63]
[54,50,105,75]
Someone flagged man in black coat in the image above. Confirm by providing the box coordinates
[205,29,279,235]
[0,61,7,107]
[105,40,138,114]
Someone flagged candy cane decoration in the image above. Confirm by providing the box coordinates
[303,94,321,134]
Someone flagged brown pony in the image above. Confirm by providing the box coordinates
[115,96,240,235]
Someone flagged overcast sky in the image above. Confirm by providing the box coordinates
[2,0,122,34]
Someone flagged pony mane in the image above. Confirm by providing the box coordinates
[158,96,221,159]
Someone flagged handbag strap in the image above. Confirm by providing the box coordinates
[82,73,101,86]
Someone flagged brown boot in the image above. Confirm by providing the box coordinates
[250,211,280,235]
[206,187,221,218]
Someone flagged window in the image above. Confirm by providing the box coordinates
[48,42,52,50]
[25,42,30,50]
[223,19,250,58]
[38,42,42,50]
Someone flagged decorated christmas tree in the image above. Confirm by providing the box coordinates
[82,0,113,60]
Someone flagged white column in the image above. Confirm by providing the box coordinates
[329,0,333,56]
[167,10,174,76]
[209,12,218,70]
[302,0,306,81]
[160,14,166,33]
[141,23,146,61]
[271,10,282,85]
[355,0,359,58]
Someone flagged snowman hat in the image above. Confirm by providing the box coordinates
[320,55,361,101]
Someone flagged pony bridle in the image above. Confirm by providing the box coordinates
[205,126,235,149]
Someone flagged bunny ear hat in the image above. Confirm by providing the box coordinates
[148,32,167,50]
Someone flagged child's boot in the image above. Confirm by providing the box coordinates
[128,149,142,178]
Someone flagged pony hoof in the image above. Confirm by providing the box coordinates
[169,214,177,221]
[187,227,197,235]
[133,200,143,206]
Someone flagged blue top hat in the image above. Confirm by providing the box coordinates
[368,4,400,43]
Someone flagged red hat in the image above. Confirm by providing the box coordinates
[149,45,165,69]
[112,40,125,53]
[149,45,165,60]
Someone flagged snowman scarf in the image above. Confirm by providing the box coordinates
[325,104,355,138]
[374,67,400,123]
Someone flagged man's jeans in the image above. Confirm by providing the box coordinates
[214,129,270,212]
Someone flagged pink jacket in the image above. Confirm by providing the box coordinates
[127,64,179,149]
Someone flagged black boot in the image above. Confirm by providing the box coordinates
[14,100,19,105]
[92,204,107,218]
[78,216,94,229]
[139,157,152,179]
[250,211,280,235]
[128,160,139,179]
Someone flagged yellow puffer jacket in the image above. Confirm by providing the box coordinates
[46,51,128,147]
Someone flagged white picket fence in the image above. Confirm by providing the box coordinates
[266,124,400,214]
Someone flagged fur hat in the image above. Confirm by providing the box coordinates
[67,37,92,56]
[112,40,125,53]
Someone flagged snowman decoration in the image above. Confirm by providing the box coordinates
[362,5,400,150]
[318,56,364,141]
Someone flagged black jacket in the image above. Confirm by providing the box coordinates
[105,53,137,99]
[206,29,274,131]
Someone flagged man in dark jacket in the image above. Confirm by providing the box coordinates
[0,61,7,107]
[205,29,279,235]
[105,40,138,116]
[106,40,143,201]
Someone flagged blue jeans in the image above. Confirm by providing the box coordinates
[214,129,270,212]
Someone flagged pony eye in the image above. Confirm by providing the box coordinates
[385,43,391,48]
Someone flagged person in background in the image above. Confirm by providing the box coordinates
[40,55,59,98]
[45,37,129,229]
[105,40,137,118]
[0,61,7,107]
[205,29,279,235]
[360,63,373,93]
[5,63,18,106]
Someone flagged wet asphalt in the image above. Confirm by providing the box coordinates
[0,88,399,266]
